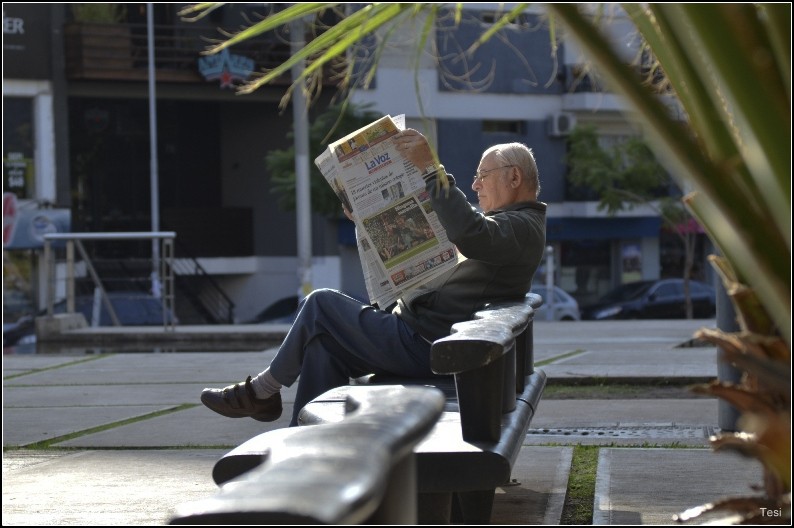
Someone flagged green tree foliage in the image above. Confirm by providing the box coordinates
[567,124,701,317]
[566,125,673,214]
[566,124,695,240]
[266,102,382,217]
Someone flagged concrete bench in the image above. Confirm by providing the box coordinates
[169,385,445,524]
[208,294,546,524]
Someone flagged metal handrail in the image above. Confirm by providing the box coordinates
[43,232,177,331]
[171,238,235,324]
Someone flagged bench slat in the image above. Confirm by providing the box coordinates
[431,320,513,374]
[172,386,445,525]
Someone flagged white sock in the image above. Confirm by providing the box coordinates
[250,368,282,399]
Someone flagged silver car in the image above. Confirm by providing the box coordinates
[529,285,581,321]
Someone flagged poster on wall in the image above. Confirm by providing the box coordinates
[3,151,34,198]
[4,95,36,200]
[2,195,71,250]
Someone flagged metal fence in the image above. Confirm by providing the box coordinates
[42,232,176,331]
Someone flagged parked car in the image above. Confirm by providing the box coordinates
[246,293,370,325]
[3,289,35,324]
[245,296,299,324]
[2,292,178,348]
[580,279,716,320]
[528,285,581,321]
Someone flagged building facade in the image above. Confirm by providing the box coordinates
[3,3,712,325]
[349,5,713,307]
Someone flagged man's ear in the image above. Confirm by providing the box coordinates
[509,167,522,188]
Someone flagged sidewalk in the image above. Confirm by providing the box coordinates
[2,319,764,525]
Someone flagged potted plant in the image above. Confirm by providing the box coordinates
[70,3,128,23]
[65,3,132,74]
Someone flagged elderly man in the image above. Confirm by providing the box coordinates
[201,129,547,426]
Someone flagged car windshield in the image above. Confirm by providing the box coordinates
[689,281,714,294]
[600,281,654,303]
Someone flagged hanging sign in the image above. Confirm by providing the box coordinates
[198,48,254,89]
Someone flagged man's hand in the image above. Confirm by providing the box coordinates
[393,128,450,196]
[393,129,435,172]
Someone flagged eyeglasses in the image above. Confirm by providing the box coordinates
[474,165,514,183]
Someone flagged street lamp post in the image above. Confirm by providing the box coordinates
[291,18,312,300]
[147,3,161,298]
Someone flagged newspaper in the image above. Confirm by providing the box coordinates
[314,115,460,308]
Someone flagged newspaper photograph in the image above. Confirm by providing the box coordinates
[315,114,459,307]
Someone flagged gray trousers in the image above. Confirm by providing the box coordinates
[269,288,434,425]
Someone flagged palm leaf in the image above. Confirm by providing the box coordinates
[548,4,791,347]
[690,381,780,415]
[675,4,790,223]
[238,4,412,96]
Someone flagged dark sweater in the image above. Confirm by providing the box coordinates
[393,172,547,341]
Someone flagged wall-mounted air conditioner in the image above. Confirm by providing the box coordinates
[547,112,577,137]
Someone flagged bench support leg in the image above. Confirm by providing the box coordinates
[367,454,418,524]
[417,492,452,524]
[452,489,496,524]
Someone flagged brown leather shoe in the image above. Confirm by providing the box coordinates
[200,376,282,422]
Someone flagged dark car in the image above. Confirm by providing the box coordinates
[245,295,299,324]
[245,293,371,325]
[3,293,178,348]
[581,279,716,320]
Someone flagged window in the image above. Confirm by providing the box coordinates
[654,283,682,299]
[482,120,524,134]
[559,240,611,306]
[480,11,528,27]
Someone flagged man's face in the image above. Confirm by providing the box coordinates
[472,153,516,212]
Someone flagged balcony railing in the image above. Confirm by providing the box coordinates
[63,22,342,85]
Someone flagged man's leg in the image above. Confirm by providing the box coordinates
[271,289,431,383]
[269,289,432,425]
[202,289,431,425]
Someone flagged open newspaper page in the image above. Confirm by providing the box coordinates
[315,115,459,308]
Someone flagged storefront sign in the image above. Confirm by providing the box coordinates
[2,4,51,79]
[198,48,254,89]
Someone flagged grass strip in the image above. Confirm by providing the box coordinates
[3,354,110,380]
[536,349,587,367]
[542,382,709,400]
[560,444,598,525]
[4,404,198,450]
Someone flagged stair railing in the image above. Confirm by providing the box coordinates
[43,232,176,331]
